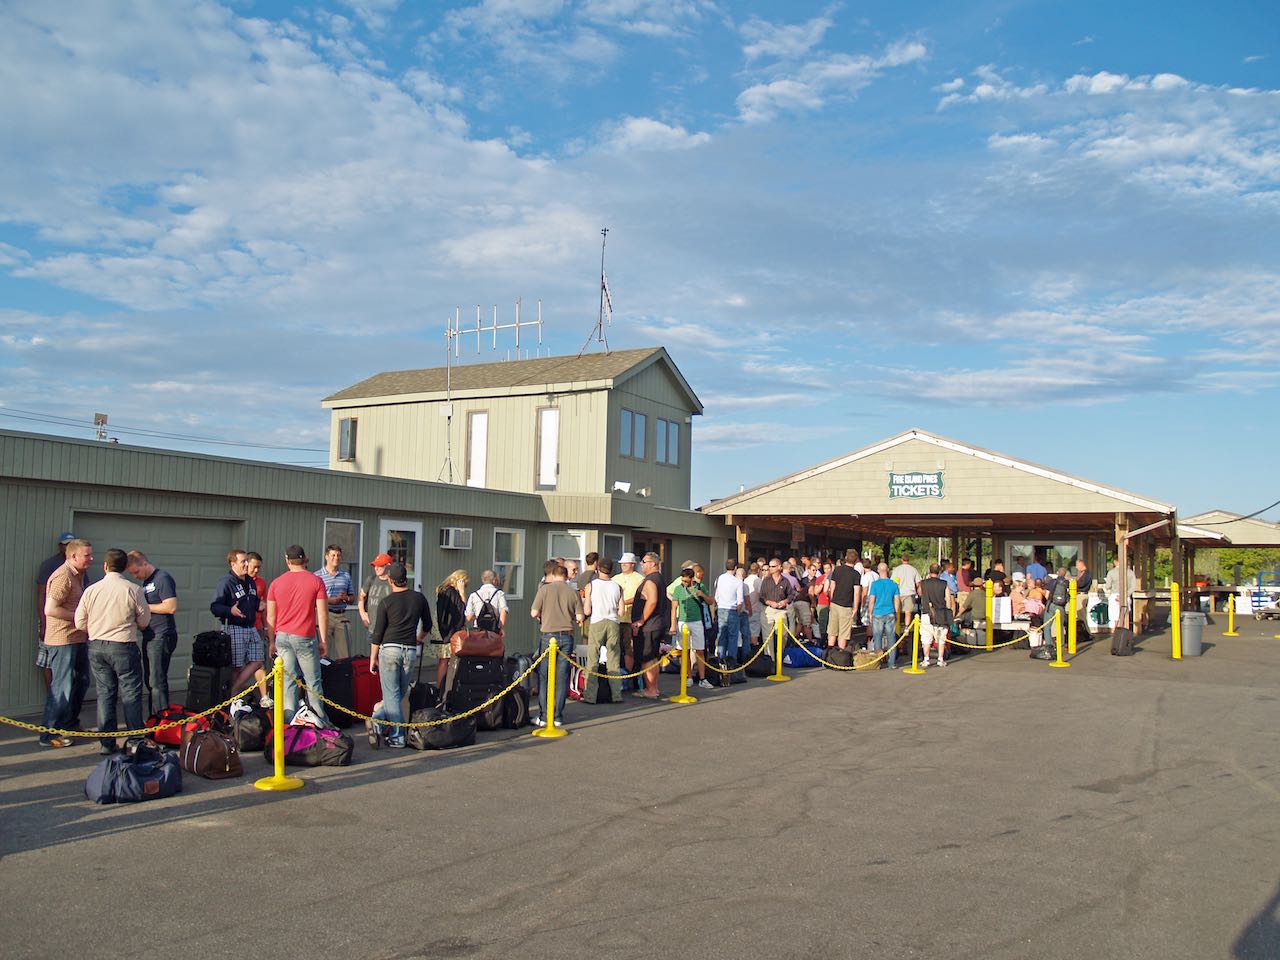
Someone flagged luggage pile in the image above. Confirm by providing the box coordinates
[187,630,234,712]
[444,630,528,732]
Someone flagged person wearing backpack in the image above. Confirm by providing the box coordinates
[1044,571,1071,648]
[465,569,509,634]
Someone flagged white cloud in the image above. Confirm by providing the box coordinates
[740,11,835,62]
[599,116,711,152]
[1243,54,1266,64]
[736,38,927,123]
[336,0,402,32]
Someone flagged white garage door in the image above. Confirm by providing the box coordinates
[72,512,240,684]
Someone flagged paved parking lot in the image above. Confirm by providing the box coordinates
[2,616,1278,960]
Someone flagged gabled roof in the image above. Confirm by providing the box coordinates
[323,346,702,413]
[703,428,1174,515]
[1183,510,1280,547]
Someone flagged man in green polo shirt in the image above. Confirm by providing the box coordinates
[669,564,712,690]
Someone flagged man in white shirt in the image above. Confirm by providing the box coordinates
[713,559,747,662]
[465,569,509,633]
[743,562,763,649]
[859,558,879,630]
[891,555,922,622]
[582,558,623,702]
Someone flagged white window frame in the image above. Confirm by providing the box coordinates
[338,417,358,461]
[379,518,423,593]
[602,532,627,562]
[322,518,364,584]
[536,406,559,490]
[493,527,526,600]
[547,530,587,568]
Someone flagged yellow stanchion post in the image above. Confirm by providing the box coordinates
[1171,582,1182,660]
[1050,609,1070,668]
[532,638,568,738]
[668,624,698,704]
[985,579,994,651]
[254,658,304,792]
[767,615,790,683]
[1068,578,1078,656]
[902,615,925,675]
[1224,594,1239,637]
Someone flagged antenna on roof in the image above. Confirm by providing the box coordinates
[577,227,612,357]
[437,298,544,484]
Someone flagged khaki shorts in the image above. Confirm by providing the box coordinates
[793,600,812,627]
[421,625,452,663]
[828,602,854,643]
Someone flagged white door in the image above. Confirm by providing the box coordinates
[379,519,423,592]
[467,412,488,488]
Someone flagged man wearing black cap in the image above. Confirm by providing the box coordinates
[266,545,329,724]
[367,562,432,748]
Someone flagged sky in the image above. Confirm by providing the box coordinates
[1,0,1278,519]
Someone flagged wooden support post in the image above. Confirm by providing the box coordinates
[735,522,748,566]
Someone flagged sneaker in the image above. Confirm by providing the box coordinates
[365,719,382,750]
[937,658,947,666]
[260,695,274,710]
[532,718,547,728]
[387,740,406,749]
[686,677,694,688]
[698,678,714,689]
[39,736,74,749]
[922,658,931,668]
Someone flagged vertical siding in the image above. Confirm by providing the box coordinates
[607,364,695,510]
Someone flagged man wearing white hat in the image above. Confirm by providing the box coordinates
[613,552,645,688]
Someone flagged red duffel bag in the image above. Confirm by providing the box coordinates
[449,629,504,658]
[146,704,206,746]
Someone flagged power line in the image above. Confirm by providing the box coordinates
[1191,498,1280,526]
[0,407,327,453]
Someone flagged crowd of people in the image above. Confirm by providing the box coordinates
[33,529,1134,751]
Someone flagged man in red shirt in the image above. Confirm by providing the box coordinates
[266,544,329,724]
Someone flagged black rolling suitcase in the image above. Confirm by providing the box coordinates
[726,657,748,684]
[703,656,733,688]
[320,659,355,728]
[186,665,233,712]
[446,656,506,730]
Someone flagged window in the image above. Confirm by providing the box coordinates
[548,531,586,568]
[494,527,525,599]
[322,519,362,583]
[380,519,422,592]
[536,407,558,489]
[656,418,679,466]
[338,417,358,461]
[602,533,627,561]
[620,408,646,459]
[466,411,488,488]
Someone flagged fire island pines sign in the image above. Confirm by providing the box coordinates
[888,471,944,499]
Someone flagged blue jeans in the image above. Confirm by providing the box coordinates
[375,644,418,745]
[716,608,742,660]
[142,632,178,711]
[276,632,328,725]
[872,614,897,667]
[40,643,89,741]
[537,632,575,725]
[89,640,145,749]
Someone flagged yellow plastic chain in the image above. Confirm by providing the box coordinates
[694,636,785,674]
[287,648,547,728]
[0,670,268,739]
[569,651,673,681]
[781,620,913,671]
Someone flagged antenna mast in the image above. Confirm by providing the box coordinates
[438,299,544,484]
[578,227,612,357]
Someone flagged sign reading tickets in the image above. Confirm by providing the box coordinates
[889,471,944,499]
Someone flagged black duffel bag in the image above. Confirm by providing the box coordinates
[745,652,775,678]
[192,630,233,668]
[406,707,477,750]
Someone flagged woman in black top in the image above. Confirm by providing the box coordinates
[434,569,469,686]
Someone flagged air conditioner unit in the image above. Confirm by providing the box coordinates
[439,527,473,550]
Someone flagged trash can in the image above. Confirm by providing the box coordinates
[1181,611,1206,657]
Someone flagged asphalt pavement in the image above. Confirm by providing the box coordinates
[2,614,1278,960]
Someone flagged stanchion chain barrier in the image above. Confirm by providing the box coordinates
[780,619,912,671]
[569,651,674,681]
[0,669,270,739]
[944,624,1042,650]
[285,648,548,728]
[693,637,774,675]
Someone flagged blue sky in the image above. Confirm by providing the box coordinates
[1,0,1277,517]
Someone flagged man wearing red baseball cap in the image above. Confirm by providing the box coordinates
[359,552,395,632]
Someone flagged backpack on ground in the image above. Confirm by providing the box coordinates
[229,702,270,752]
[502,686,530,728]
[725,657,747,684]
[703,657,733,688]
[853,649,881,670]
[85,742,182,804]
[406,707,477,750]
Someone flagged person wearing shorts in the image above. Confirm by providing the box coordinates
[669,565,712,689]
[210,550,266,703]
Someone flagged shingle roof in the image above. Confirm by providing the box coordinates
[323,346,701,410]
